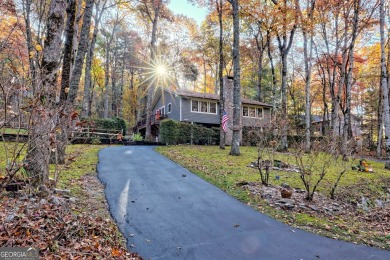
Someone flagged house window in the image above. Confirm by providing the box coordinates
[168,103,172,113]
[200,101,208,112]
[209,102,217,114]
[257,108,263,118]
[249,107,256,117]
[243,107,249,117]
[160,106,165,116]
[243,106,264,118]
[191,99,217,114]
[192,100,199,112]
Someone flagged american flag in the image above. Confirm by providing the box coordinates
[222,110,229,132]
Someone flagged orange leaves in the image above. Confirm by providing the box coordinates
[0,195,141,259]
[112,248,124,257]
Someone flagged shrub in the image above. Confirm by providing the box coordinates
[160,119,179,145]
[160,119,219,145]
[132,133,143,141]
[81,117,127,135]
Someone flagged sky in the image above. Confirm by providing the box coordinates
[168,0,209,25]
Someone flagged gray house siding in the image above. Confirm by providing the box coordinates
[180,98,220,124]
[165,93,180,121]
[152,90,180,121]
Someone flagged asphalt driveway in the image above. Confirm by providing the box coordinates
[97,146,390,260]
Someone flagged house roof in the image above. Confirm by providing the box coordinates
[175,89,273,107]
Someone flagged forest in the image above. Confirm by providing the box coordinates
[0,0,390,185]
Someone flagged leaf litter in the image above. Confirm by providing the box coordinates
[0,174,142,259]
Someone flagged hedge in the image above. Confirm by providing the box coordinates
[81,117,127,135]
[160,119,219,145]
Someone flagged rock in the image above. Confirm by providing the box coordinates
[39,199,47,205]
[298,203,309,210]
[277,198,295,205]
[308,205,318,211]
[294,188,305,193]
[358,196,370,212]
[281,183,291,189]
[51,196,65,205]
[53,188,70,195]
[5,213,15,222]
[262,193,272,200]
[375,199,383,208]
[69,197,77,203]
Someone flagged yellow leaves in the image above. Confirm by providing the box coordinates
[29,51,35,58]
[35,44,42,52]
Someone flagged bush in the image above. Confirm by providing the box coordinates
[132,133,143,141]
[160,119,219,145]
[81,117,127,135]
[160,119,179,145]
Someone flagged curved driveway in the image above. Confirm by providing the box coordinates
[97,146,389,260]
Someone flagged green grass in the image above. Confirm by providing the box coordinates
[55,144,107,195]
[156,145,390,249]
[0,142,107,196]
[0,128,28,135]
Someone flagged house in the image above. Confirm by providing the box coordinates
[136,76,272,145]
[294,114,362,137]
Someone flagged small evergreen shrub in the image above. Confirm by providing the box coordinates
[160,119,179,145]
[160,119,219,145]
[81,117,127,135]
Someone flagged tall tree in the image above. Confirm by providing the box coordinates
[271,0,298,150]
[216,0,226,149]
[299,0,316,152]
[227,0,241,156]
[380,0,390,167]
[143,0,163,141]
[25,0,66,186]
[82,0,110,118]
[68,0,94,103]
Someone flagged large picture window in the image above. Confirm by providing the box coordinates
[191,99,217,114]
[243,105,264,118]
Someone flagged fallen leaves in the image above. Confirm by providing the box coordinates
[0,193,142,259]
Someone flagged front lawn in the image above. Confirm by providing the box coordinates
[156,145,390,250]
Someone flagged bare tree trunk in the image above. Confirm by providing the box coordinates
[342,0,361,158]
[54,0,76,165]
[68,0,94,104]
[145,0,162,141]
[379,0,390,167]
[25,0,66,186]
[217,0,225,149]
[267,30,277,116]
[273,0,297,151]
[82,0,108,118]
[254,21,266,102]
[111,48,118,117]
[103,39,111,118]
[302,0,315,152]
[22,0,37,93]
[228,0,241,156]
